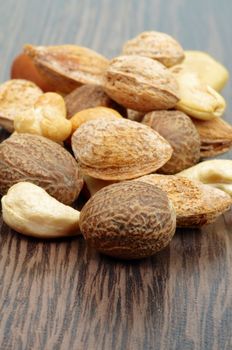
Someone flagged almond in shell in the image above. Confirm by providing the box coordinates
[191,117,232,158]
[137,174,231,227]
[71,118,173,180]
[104,55,180,112]
[123,31,185,67]
[24,45,109,94]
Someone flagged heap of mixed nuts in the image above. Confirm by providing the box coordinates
[0,31,232,259]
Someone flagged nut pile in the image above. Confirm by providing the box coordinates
[0,30,231,260]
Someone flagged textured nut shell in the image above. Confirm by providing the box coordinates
[178,159,232,197]
[24,45,109,94]
[142,110,200,174]
[104,55,180,112]
[182,51,229,91]
[123,31,185,67]
[64,84,126,118]
[2,182,80,238]
[70,107,122,133]
[80,181,176,259]
[191,117,232,157]
[11,53,55,92]
[0,133,83,204]
[0,79,43,132]
[171,66,226,120]
[137,174,231,227]
[71,118,173,180]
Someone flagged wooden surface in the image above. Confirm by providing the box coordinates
[0,1,232,349]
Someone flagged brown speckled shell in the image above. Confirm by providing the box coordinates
[0,133,83,204]
[137,174,231,227]
[64,84,126,119]
[142,110,201,174]
[122,31,185,67]
[191,117,232,158]
[24,45,109,94]
[71,118,173,180]
[103,55,180,112]
[79,181,176,260]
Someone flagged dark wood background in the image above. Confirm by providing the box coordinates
[0,1,232,349]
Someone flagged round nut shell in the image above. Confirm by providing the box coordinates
[0,133,83,204]
[103,55,180,112]
[80,181,176,259]
[142,110,201,174]
[71,118,173,180]
[122,31,185,67]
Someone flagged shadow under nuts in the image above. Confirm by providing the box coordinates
[79,181,176,260]
[142,110,201,174]
[71,118,173,180]
[0,133,83,204]
[103,55,180,112]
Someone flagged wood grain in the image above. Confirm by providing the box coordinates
[0,0,232,349]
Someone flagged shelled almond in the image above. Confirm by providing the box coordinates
[0,30,230,260]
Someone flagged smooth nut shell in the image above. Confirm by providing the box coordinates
[123,31,185,67]
[142,110,201,174]
[24,45,109,94]
[64,84,126,118]
[104,55,180,112]
[80,181,176,259]
[138,174,231,227]
[71,118,173,180]
[0,133,83,204]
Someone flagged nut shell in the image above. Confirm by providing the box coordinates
[104,55,180,112]
[123,31,185,67]
[80,181,176,259]
[191,117,232,158]
[0,133,83,204]
[142,110,201,174]
[64,84,126,118]
[138,174,231,227]
[24,45,109,94]
[11,53,54,92]
[71,118,173,180]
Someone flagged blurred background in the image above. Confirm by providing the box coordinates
[1,0,231,117]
